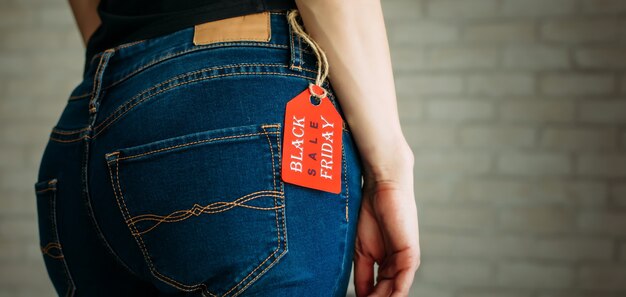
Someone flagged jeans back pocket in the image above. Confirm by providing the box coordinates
[34,178,76,297]
[104,123,287,297]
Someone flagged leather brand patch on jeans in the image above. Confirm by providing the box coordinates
[193,11,271,45]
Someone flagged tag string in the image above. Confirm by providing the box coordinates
[287,9,329,99]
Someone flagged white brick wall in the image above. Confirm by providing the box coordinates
[1,0,625,296]
[382,0,626,296]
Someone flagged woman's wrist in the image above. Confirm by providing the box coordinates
[357,134,414,184]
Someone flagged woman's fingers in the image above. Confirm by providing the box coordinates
[354,240,375,297]
[367,278,393,297]
[388,268,416,297]
[376,248,420,297]
[354,191,386,297]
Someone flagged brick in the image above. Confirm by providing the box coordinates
[423,46,499,69]
[0,92,68,122]
[427,0,498,18]
[496,262,574,289]
[0,52,83,77]
[0,194,37,216]
[388,21,459,45]
[0,262,54,287]
[1,76,79,101]
[578,265,626,290]
[0,8,36,28]
[404,123,456,148]
[0,241,42,263]
[397,99,424,121]
[0,287,56,297]
[498,207,576,234]
[459,292,531,297]
[520,237,613,261]
[417,260,492,286]
[396,74,464,96]
[539,127,617,151]
[497,152,572,176]
[421,205,497,232]
[0,122,52,146]
[0,28,79,51]
[503,46,570,70]
[413,178,455,202]
[426,99,495,121]
[0,218,38,242]
[0,169,41,193]
[35,8,76,28]
[540,73,614,95]
[463,22,535,43]
[381,0,422,20]
[578,211,626,235]
[0,146,28,169]
[391,47,425,71]
[424,232,612,261]
[538,292,622,297]
[4,0,61,9]
[612,183,626,207]
[500,101,575,123]
[576,154,626,177]
[501,0,577,16]
[579,101,626,124]
[467,73,535,96]
[421,232,495,259]
[458,179,607,206]
[575,48,626,69]
[409,284,454,297]
[414,152,491,176]
[581,0,626,14]
[541,19,620,43]
[459,125,535,148]
[523,236,611,261]
[0,102,61,124]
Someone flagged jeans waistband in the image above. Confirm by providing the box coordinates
[69,10,316,106]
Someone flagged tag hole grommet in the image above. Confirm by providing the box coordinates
[308,83,327,106]
[309,95,322,106]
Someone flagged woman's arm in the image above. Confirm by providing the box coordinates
[68,0,101,46]
[294,0,420,296]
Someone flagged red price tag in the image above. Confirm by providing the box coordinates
[281,84,343,194]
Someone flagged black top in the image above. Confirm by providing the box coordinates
[85,0,297,63]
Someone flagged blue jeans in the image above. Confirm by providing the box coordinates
[33,10,363,297]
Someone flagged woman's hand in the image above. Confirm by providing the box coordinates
[353,142,420,297]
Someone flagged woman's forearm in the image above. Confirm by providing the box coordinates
[68,0,101,46]
[294,0,412,176]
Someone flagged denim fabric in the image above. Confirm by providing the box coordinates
[33,10,363,297]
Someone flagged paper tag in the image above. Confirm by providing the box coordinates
[281,84,343,194]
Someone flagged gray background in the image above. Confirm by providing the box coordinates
[1,0,626,296]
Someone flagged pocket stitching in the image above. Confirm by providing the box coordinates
[126,190,284,236]
[91,69,318,138]
[105,124,287,296]
[34,178,77,297]
[112,124,281,161]
[225,125,288,296]
[234,126,288,296]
